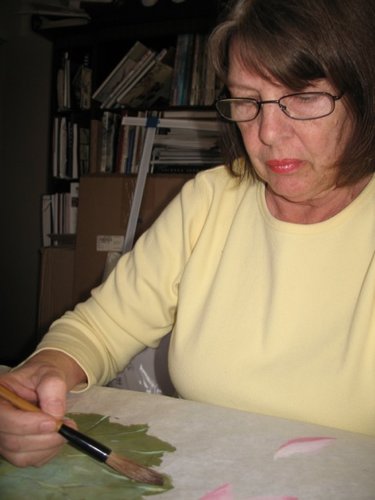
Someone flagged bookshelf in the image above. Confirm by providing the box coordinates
[33,0,226,331]
[34,0,225,249]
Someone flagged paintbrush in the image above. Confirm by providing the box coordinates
[0,384,164,485]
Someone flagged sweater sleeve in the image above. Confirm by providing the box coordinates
[35,169,215,388]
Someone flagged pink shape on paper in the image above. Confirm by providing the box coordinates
[274,436,335,459]
[248,497,299,500]
[200,483,234,500]
[200,485,299,500]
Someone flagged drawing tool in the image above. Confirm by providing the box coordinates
[0,384,164,485]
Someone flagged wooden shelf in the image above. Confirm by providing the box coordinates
[32,0,222,45]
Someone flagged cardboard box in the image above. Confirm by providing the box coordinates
[37,246,75,336]
[73,174,192,303]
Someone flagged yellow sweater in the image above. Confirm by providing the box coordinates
[39,165,375,436]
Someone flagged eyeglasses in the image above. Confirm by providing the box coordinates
[215,92,343,122]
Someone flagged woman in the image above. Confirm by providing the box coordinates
[1,0,375,468]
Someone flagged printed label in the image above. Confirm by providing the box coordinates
[96,235,124,252]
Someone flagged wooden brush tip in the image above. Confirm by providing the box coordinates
[106,451,165,485]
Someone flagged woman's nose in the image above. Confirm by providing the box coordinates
[257,102,292,145]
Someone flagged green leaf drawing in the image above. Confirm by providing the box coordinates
[0,413,175,499]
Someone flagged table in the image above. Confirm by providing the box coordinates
[67,386,375,499]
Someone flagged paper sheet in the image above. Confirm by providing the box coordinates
[64,386,375,499]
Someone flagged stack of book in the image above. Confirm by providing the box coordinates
[89,110,223,175]
[52,117,90,179]
[56,52,92,112]
[170,33,219,106]
[91,35,220,110]
[42,182,79,247]
[92,41,175,110]
[150,111,222,174]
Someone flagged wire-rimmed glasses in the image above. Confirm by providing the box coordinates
[215,92,343,122]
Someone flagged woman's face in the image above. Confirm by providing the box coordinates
[227,49,354,209]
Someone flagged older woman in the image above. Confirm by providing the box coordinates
[1,0,375,468]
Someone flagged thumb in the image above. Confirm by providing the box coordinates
[37,375,67,421]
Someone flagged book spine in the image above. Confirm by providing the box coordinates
[79,125,90,176]
[68,182,79,234]
[63,52,71,110]
[42,194,53,247]
[58,117,67,178]
[89,118,102,174]
[169,34,186,106]
[102,47,156,108]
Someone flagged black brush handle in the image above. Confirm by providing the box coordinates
[58,423,111,463]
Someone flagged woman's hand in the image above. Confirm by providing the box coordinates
[0,350,86,467]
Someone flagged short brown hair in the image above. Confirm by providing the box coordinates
[210,0,375,184]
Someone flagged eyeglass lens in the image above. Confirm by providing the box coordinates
[217,93,336,121]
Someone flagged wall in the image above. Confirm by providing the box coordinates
[0,1,52,365]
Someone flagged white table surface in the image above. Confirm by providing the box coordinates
[67,386,375,500]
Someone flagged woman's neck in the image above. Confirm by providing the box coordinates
[265,175,372,224]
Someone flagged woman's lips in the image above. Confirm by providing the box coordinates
[266,159,303,174]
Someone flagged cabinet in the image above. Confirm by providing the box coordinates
[36,0,224,246]
[37,174,191,332]
[34,0,224,328]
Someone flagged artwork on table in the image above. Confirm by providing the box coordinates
[0,413,175,499]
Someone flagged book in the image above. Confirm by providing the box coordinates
[99,111,111,172]
[56,66,64,111]
[169,34,186,105]
[51,193,60,239]
[92,41,151,105]
[169,34,195,105]
[43,184,80,245]
[56,51,71,111]
[63,52,71,110]
[89,118,102,174]
[203,40,217,105]
[72,122,79,179]
[72,55,92,110]
[161,109,217,119]
[154,129,220,148]
[79,126,90,176]
[58,116,68,178]
[128,111,147,174]
[99,111,121,173]
[66,182,79,234]
[107,49,157,108]
[116,50,173,108]
[52,116,90,180]
[151,164,214,174]
[52,117,59,178]
[42,194,53,247]
[114,117,129,173]
[189,34,204,106]
[180,33,195,105]
[101,49,157,109]
[125,126,136,174]
[130,111,147,173]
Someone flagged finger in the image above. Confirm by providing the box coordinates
[35,373,68,421]
[0,434,65,468]
[0,399,57,436]
[0,407,66,468]
[0,427,65,454]
[3,426,79,467]
[10,445,64,468]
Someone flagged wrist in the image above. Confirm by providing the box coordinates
[22,349,87,390]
